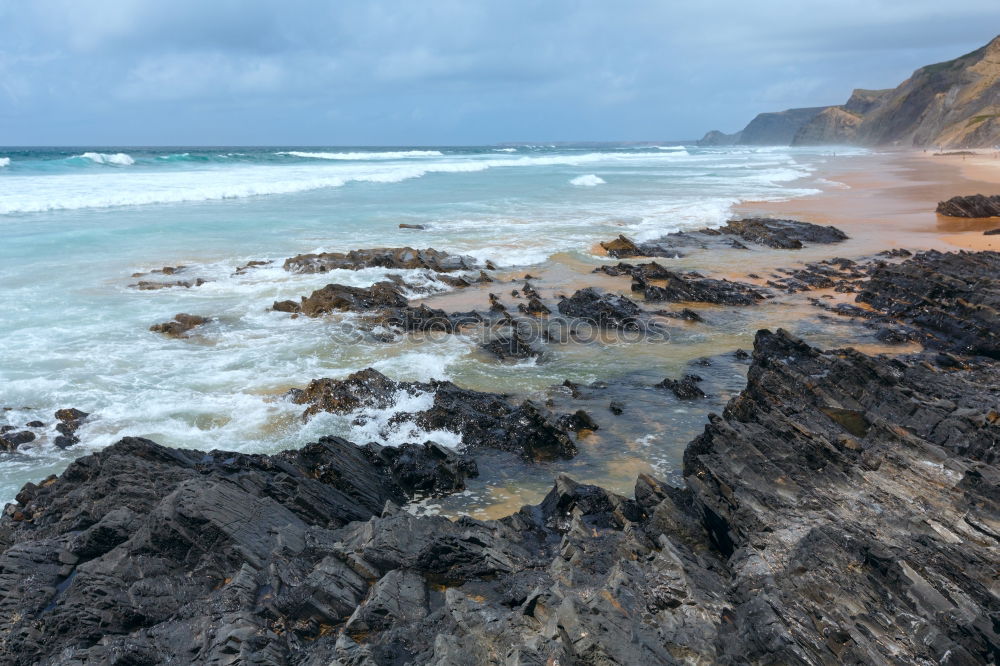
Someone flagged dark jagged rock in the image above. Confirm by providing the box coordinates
[481,329,541,360]
[595,260,674,280]
[600,234,685,259]
[398,223,425,229]
[637,270,766,306]
[613,218,848,255]
[0,435,477,664]
[517,295,550,316]
[720,217,848,248]
[149,313,209,338]
[293,369,576,461]
[655,374,706,399]
[936,194,1000,218]
[986,227,1000,235]
[856,250,1000,358]
[609,400,625,415]
[0,431,35,452]
[53,408,89,449]
[653,307,706,322]
[4,251,998,664]
[291,281,408,317]
[557,288,642,329]
[283,247,480,273]
[557,409,599,432]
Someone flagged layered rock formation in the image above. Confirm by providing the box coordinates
[706,35,1000,148]
[0,251,997,664]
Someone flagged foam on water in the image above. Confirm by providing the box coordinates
[277,150,444,160]
[0,143,866,502]
[0,157,9,168]
[570,174,606,186]
[75,152,135,166]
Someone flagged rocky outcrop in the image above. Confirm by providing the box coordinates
[937,194,1000,217]
[602,219,848,256]
[291,368,578,461]
[697,128,741,145]
[276,281,408,317]
[283,247,484,274]
[636,270,766,306]
[556,288,643,329]
[599,234,683,259]
[856,249,1000,358]
[149,313,209,338]
[54,408,89,448]
[1,251,998,664]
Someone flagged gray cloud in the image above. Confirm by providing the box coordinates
[1,0,998,144]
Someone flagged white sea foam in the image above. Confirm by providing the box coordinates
[77,152,135,166]
[655,145,687,151]
[277,150,444,160]
[0,150,699,214]
[570,174,606,187]
[492,148,516,152]
[0,157,9,168]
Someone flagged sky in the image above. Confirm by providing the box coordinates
[1,0,998,145]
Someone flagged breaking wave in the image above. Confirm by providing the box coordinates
[277,150,444,160]
[570,174,606,186]
[74,152,135,166]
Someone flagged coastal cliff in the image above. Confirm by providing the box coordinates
[704,35,1000,148]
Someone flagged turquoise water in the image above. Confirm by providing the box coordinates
[0,144,862,505]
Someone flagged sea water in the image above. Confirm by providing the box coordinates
[0,144,865,506]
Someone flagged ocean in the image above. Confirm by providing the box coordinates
[0,144,865,511]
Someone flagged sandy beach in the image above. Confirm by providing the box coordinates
[740,149,1000,252]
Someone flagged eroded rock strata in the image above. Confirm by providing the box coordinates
[0,251,997,664]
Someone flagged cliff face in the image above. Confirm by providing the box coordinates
[737,106,830,145]
[710,35,1000,148]
[855,36,1000,148]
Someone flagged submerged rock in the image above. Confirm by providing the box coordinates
[283,247,481,273]
[936,193,1000,218]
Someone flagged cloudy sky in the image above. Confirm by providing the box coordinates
[1,0,998,145]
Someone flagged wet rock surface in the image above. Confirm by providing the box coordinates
[856,250,1000,358]
[557,287,643,329]
[936,193,1000,218]
[1,250,998,664]
[54,408,89,449]
[602,218,848,257]
[636,270,767,305]
[283,247,485,273]
[149,313,210,338]
[292,368,578,461]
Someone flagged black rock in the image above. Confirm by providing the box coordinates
[293,369,577,461]
[655,374,706,399]
[936,193,1000,218]
[283,247,481,273]
[557,288,642,329]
